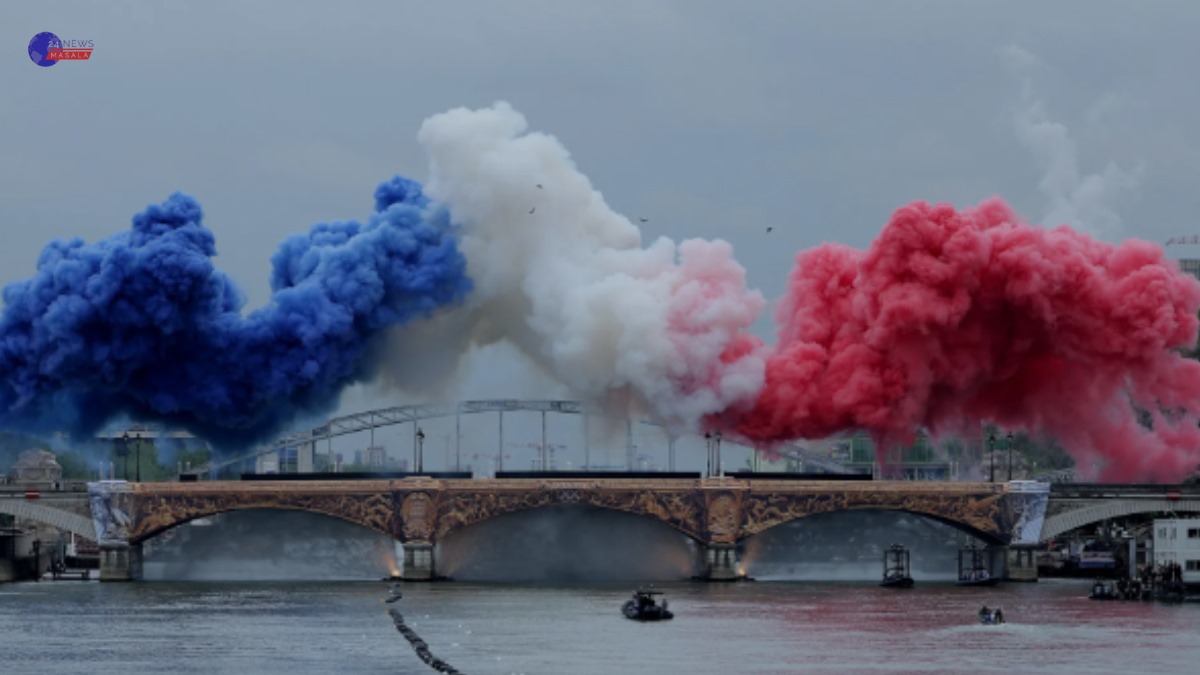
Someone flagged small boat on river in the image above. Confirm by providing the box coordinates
[622,589,674,621]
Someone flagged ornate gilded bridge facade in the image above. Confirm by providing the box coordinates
[87,478,1049,582]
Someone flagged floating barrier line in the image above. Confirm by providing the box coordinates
[387,608,466,675]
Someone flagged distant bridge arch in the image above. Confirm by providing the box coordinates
[0,499,96,540]
[198,399,855,475]
[201,400,616,475]
[1040,498,1200,542]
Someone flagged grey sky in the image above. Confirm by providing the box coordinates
[3,1,1199,470]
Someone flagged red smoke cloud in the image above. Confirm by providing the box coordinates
[729,198,1200,482]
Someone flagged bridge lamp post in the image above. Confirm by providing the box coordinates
[123,431,142,483]
[987,431,995,482]
[116,432,130,481]
[715,431,723,478]
[416,428,425,474]
[704,432,712,477]
[1006,431,1015,482]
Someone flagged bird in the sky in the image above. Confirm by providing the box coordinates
[536,184,543,189]
[766,227,773,233]
[529,207,536,214]
[639,217,648,223]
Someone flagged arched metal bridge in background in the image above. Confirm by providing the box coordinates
[190,399,855,477]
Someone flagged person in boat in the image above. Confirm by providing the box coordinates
[979,605,1004,623]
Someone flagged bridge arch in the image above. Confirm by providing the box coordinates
[434,487,707,544]
[0,499,95,540]
[129,493,398,545]
[1040,498,1200,542]
[736,485,1015,545]
[132,505,397,545]
[739,505,1006,546]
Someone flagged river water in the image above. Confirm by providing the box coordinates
[2,578,1197,674]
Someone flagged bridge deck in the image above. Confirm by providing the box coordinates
[127,478,1010,495]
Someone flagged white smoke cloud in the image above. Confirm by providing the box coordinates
[384,102,766,430]
[1002,45,1142,239]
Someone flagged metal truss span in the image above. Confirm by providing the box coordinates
[292,399,588,446]
[191,398,856,477]
[195,399,595,475]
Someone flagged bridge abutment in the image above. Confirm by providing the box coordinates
[402,543,435,581]
[99,542,142,582]
[1004,545,1038,582]
[700,543,741,581]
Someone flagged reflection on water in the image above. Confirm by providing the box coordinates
[0,579,1196,674]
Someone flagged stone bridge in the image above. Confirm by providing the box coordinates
[86,477,1051,582]
[19,479,1200,583]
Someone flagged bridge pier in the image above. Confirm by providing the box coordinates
[99,542,142,582]
[700,543,741,581]
[402,543,435,581]
[1003,545,1038,582]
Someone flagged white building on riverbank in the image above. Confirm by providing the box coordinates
[1152,517,1200,583]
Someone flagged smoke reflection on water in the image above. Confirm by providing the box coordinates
[141,510,399,581]
[740,510,986,581]
[435,506,700,582]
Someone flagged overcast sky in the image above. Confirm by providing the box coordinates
[3,1,1199,469]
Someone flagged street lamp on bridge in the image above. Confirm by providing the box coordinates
[705,432,713,477]
[415,428,425,474]
[715,431,723,478]
[987,430,995,482]
[122,431,142,483]
[116,433,130,480]
[1006,431,1015,482]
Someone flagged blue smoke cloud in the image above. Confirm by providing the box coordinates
[0,176,471,449]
